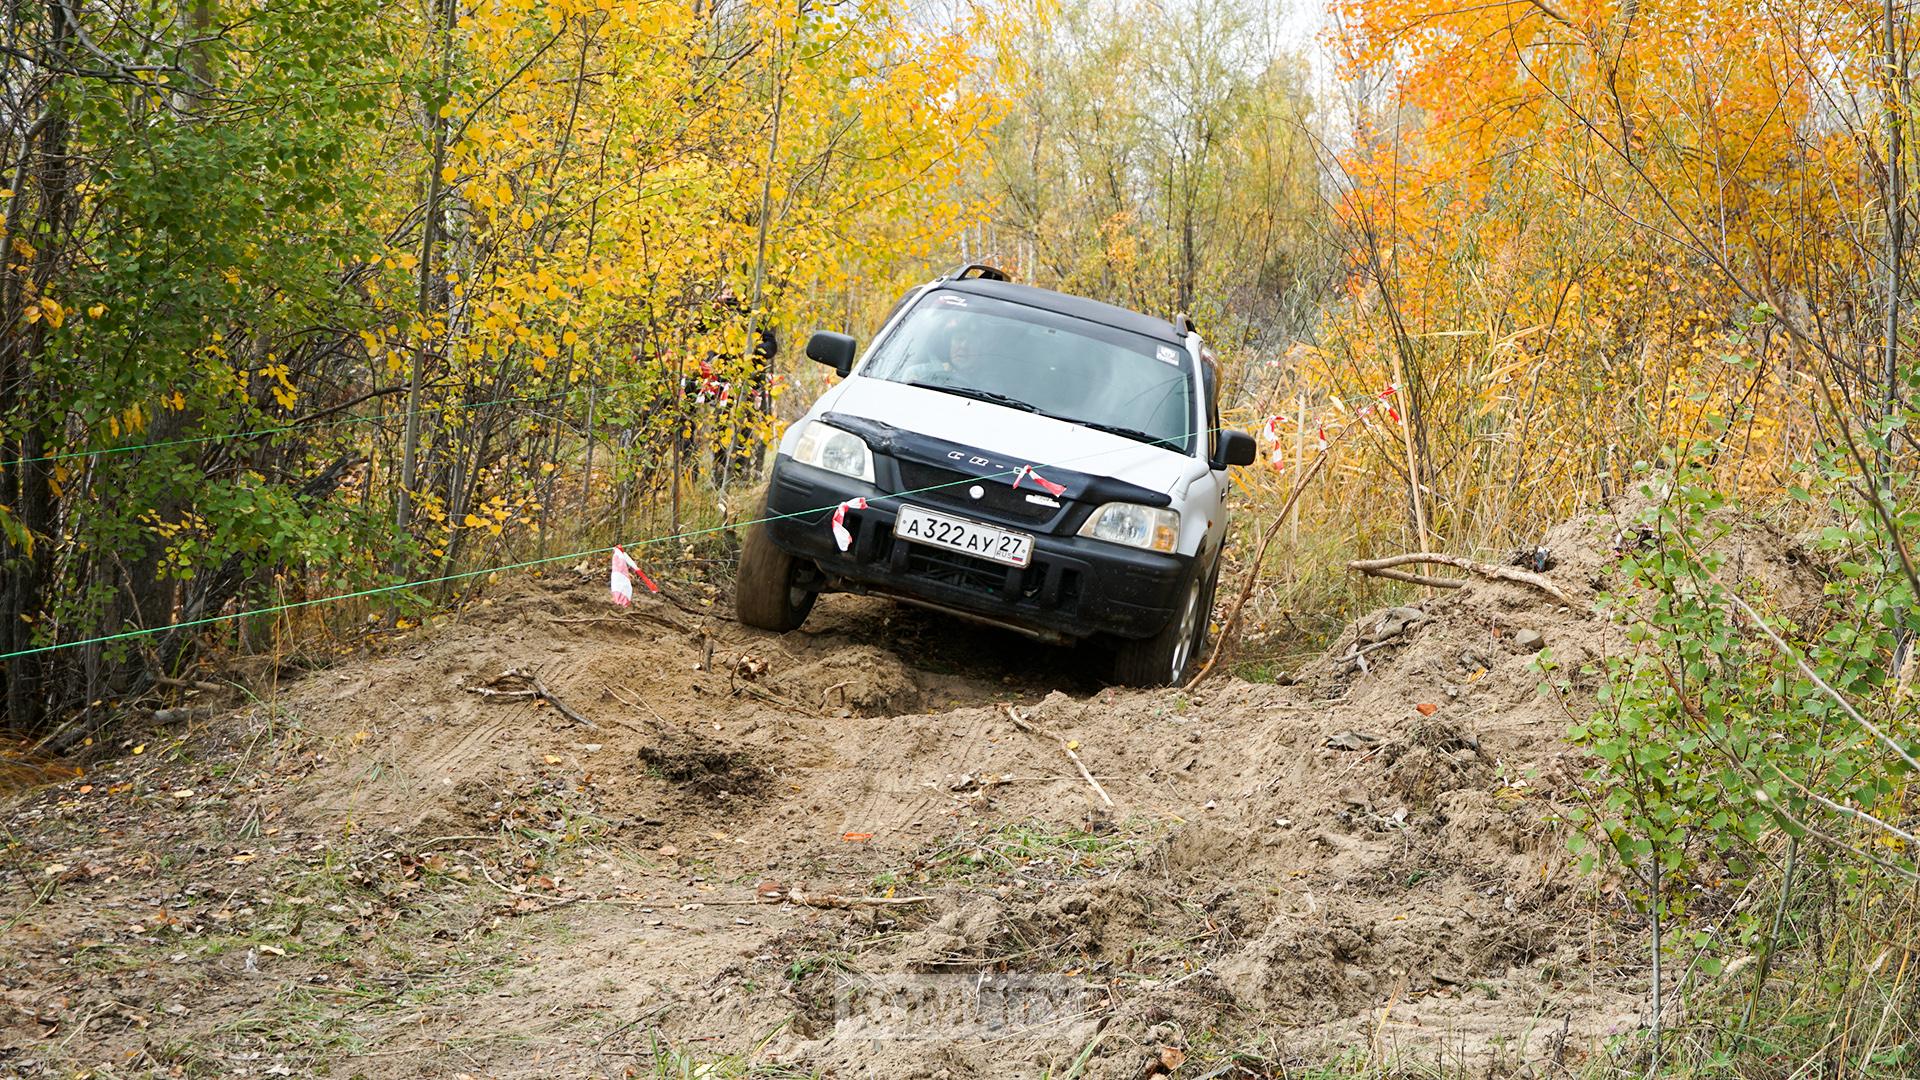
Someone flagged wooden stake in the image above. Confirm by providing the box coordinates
[1387,359,1430,578]
[1291,392,1305,550]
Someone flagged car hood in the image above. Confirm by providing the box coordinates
[818,376,1202,496]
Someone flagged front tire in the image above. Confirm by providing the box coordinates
[1113,558,1217,687]
[735,520,817,632]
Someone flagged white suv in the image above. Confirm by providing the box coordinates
[734,265,1255,685]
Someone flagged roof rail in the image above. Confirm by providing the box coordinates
[1172,311,1198,334]
[940,262,1012,282]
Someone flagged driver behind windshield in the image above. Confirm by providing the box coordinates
[863,292,1195,453]
[895,311,984,387]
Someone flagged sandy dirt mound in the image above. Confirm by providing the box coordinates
[0,497,1823,1077]
[771,644,923,716]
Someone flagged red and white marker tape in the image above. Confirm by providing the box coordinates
[1012,465,1067,497]
[610,545,657,606]
[1261,416,1288,467]
[1251,382,1397,471]
[1354,384,1398,422]
[830,497,868,552]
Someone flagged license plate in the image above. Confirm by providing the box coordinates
[893,505,1034,568]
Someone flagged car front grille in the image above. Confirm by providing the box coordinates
[869,529,1081,610]
[904,544,1011,593]
[895,460,1060,524]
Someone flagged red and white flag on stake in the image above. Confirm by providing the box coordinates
[1377,383,1401,424]
[1012,465,1067,498]
[831,497,868,552]
[1259,417,1286,468]
[610,545,657,606]
[1315,424,1328,453]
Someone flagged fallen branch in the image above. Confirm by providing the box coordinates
[1006,705,1113,808]
[978,773,1119,786]
[545,607,694,635]
[499,885,937,913]
[1353,566,1468,590]
[603,682,669,731]
[657,586,721,622]
[467,668,598,730]
[468,686,537,700]
[697,890,941,909]
[734,680,813,714]
[153,675,230,693]
[1337,639,1402,666]
[787,890,936,910]
[532,673,598,730]
[1347,552,1582,608]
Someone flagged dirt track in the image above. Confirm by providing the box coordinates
[0,504,1823,1077]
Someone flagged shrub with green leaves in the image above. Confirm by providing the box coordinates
[1570,428,1920,1065]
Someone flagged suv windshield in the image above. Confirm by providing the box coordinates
[859,292,1194,452]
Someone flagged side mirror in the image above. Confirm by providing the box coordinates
[806,331,857,377]
[1215,430,1257,469]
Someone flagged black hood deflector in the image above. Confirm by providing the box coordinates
[821,411,1174,509]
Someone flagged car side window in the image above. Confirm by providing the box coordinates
[1201,349,1221,461]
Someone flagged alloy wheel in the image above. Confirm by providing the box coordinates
[1169,577,1202,681]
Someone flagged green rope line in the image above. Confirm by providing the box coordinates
[0,421,1246,663]
[0,375,669,471]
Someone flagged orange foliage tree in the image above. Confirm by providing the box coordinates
[1313,0,1899,545]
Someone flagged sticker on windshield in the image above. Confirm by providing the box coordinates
[939,295,968,306]
[1155,346,1179,365]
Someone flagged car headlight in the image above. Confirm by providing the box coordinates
[1078,502,1180,553]
[791,420,875,483]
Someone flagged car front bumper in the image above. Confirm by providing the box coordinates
[761,458,1191,643]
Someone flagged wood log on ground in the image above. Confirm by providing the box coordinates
[467,667,599,729]
[1347,552,1583,609]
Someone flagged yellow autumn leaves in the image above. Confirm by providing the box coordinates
[462,495,540,537]
[325,0,1004,558]
[21,297,63,328]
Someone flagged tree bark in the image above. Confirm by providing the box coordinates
[0,4,77,731]
[397,0,456,536]
[1883,0,1905,454]
[724,18,786,497]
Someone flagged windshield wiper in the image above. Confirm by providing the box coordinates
[1074,419,1179,449]
[906,381,1038,413]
